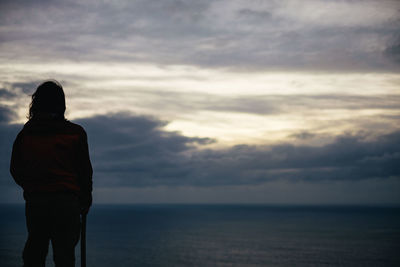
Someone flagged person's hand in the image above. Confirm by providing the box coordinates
[79,193,92,215]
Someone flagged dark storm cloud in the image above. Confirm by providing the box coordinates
[74,113,215,186]
[1,0,399,71]
[0,106,17,123]
[73,113,400,187]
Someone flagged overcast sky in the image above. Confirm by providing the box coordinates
[1,0,399,204]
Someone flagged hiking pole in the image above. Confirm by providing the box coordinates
[81,213,87,267]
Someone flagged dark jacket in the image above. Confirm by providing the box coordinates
[10,118,93,207]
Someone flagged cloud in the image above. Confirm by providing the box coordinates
[385,36,400,63]
[74,113,215,186]
[71,113,400,188]
[0,105,17,123]
[0,0,399,71]
[0,82,39,99]
[289,131,316,140]
[132,90,400,115]
[0,82,38,124]
[0,89,17,100]
[8,82,39,94]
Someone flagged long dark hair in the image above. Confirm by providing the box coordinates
[29,80,66,120]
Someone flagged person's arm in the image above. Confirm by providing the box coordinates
[10,132,24,187]
[77,129,93,215]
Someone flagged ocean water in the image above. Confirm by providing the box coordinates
[1,204,399,267]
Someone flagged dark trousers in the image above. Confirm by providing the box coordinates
[23,193,81,267]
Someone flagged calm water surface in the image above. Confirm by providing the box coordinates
[1,204,399,266]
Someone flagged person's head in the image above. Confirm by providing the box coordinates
[29,80,66,120]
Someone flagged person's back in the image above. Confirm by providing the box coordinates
[10,80,92,267]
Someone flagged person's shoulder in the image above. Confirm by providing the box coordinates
[19,120,34,135]
[64,120,87,136]
[22,120,33,130]
[14,124,26,141]
[14,120,37,141]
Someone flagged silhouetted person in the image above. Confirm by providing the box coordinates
[10,80,93,267]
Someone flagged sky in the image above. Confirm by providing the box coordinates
[0,0,399,204]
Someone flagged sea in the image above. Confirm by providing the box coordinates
[1,204,399,267]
